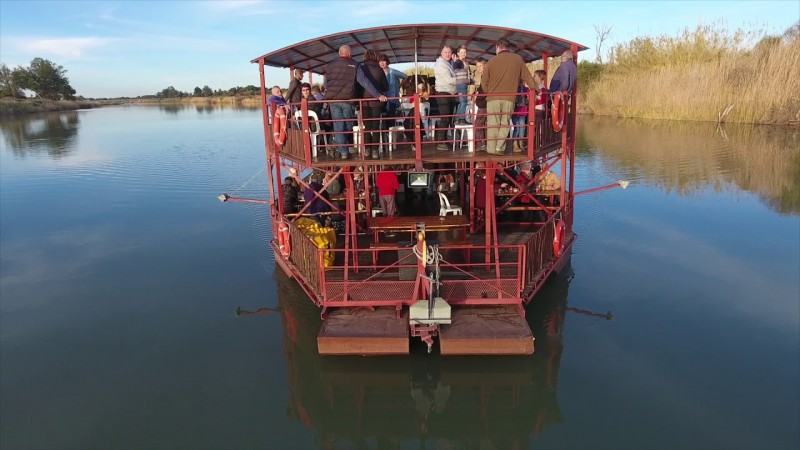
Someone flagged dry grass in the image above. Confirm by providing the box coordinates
[581,24,800,126]
[0,98,105,116]
[131,95,262,106]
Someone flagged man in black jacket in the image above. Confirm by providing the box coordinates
[324,45,387,159]
[285,69,305,105]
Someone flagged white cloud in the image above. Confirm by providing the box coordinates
[20,37,110,59]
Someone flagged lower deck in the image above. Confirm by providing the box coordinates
[317,304,535,356]
[276,199,575,355]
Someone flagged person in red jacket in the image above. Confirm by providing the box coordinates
[376,167,400,216]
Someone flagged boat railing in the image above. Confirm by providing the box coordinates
[274,91,573,166]
[317,242,524,308]
[521,213,559,295]
[282,216,325,302]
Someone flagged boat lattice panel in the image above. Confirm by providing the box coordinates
[440,279,520,301]
[324,280,417,303]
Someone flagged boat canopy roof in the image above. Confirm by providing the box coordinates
[251,23,588,73]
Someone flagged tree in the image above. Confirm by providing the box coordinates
[594,24,613,64]
[194,86,202,96]
[0,64,25,98]
[201,85,213,97]
[14,58,76,100]
[157,86,186,98]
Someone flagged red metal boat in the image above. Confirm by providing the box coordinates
[222,24,621,355]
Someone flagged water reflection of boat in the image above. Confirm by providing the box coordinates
[272,267,570,447]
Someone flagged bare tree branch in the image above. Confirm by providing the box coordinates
[594,24,613,64]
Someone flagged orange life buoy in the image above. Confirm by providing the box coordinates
[273,105,287,147]
[551,91,566,132]
[278,221,291,257]
[553,220,565,258]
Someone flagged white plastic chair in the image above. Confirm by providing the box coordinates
[387,125,405,152]
[294,110,326,157]
[352,125,363,154]
[452,103,478,153]
[438,191,462,216]
[420,102,431,139]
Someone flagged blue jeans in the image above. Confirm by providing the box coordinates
[512,115,527,139]
[455,84,468,119]
[330,102,354,156]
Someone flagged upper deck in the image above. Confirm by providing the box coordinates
[272,91,574,170]
[252,24,585,170]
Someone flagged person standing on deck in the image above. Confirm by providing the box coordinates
[286,69,305,105]
[360,50,389,159]
[481,39,535,155]
[378,54,407,118]
[282,177,300,214]
[376,167,400,217]
[324,45,387,160]
[472,57,488,152]
[549,50,577,93]
[453,45,471,124]
[434,45,457,151]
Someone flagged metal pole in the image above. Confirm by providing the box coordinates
[414,37,418,91]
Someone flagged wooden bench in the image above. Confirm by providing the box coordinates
[369,242,400,249]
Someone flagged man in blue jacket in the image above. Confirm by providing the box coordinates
[549,50,577,93]
[324,45,387,160]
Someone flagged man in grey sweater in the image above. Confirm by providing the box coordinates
[434,45,457,151]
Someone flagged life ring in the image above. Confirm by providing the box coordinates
[551,91,566,132]
[277,221,291,257]
[273,106,287,147]
[553,220,565,258]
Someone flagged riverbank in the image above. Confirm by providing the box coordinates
[578,25,800,126]
[129,96,262,106]
[0,98,122,116]
[0,96,262,117]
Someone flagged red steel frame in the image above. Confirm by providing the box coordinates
[235,34,581,319]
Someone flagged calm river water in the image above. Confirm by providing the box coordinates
[1,106,798,450]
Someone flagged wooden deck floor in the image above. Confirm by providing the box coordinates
[296,140,562,168]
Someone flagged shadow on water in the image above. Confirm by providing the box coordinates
[0,111,79,158]
[578,116,800,214]
[235,268,579,448]
[160,104,185,115]
[195,104,215,114]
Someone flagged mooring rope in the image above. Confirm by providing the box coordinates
[230,166,266,195]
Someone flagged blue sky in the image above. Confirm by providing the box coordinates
[1,0,797,98]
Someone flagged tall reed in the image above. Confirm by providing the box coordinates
[581,24,800,125]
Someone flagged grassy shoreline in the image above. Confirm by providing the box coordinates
[0,96,263,117]
[578,25,800,126]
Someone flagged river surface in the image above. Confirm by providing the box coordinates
[1,106,798,450]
